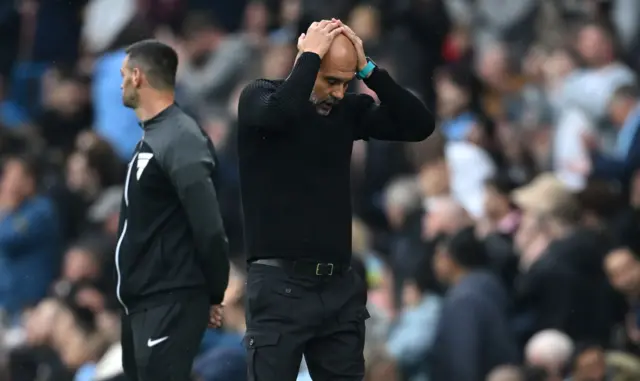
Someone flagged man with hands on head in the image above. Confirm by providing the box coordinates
[237,19,434,381]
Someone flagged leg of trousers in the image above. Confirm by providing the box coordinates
[121,294,209,381]
[244,264,369,381]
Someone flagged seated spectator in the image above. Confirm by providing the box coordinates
[565,342,608,381]
[604,247,640,352]
[605,247,640,298]
[423,197,472,241]
[480,174,521,239]
[383,176,426,307]
[0,155,61,318]
[51,302,108,378]
[386,255,442,381]
[37,65,93,157]
[512,173,614,345]
[606,351,640,381]
[480,173,521,291]
[524,329,573,381]
[588,85,640,196]
[9,299,75,381]
[431,226,518,381]
[61,239,105,282]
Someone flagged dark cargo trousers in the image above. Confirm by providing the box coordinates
[244,260,370,381]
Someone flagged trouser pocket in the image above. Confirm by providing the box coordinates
[244,331,281,381]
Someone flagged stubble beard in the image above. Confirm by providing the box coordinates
[122,91,139,109]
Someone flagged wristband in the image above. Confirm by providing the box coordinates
[356,58,376,80]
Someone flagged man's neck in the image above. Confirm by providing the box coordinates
[135,94,175,122]
[450,269,470,286]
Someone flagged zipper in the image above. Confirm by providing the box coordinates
[115,152,138,314]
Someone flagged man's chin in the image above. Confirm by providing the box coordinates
[316,103,333,116]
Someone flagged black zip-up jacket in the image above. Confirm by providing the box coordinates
[115,104,229,314]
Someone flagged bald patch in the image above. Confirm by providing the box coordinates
[321,34,358,73]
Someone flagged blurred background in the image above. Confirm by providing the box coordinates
[2,0,640,381]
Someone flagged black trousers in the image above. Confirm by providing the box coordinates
[121,294,209,381]
[244,263,370,381]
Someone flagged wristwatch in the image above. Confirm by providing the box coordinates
[355,58,376,80]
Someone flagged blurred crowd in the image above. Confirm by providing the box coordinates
[2,0,640,381]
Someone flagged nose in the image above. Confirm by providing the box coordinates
[331,87,345,101]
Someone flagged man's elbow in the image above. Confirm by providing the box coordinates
[206,231,230,259]
[404,116,435,142]
[399,102,435,141]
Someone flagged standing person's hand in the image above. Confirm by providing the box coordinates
[581,132,599,152]
[297,20,343,58]
[335,20,367,72]
[208,304,224,328]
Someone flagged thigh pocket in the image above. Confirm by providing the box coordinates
[340,306,371,325]
[339,306,371,349]
[244,331,281,381]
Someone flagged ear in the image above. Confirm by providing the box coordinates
[131,67,143,88]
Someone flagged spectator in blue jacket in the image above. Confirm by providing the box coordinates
[589,85,640,196]
[0,155,61,318]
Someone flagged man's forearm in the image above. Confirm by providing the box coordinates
[360,68,435,141]
[179,179,230,304]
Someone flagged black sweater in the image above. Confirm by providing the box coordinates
[237,52,434,264]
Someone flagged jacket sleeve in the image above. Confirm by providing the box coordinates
[591,152,626,180]
[163,127,230,305]
[0,199,58,255]
[436,296,482,381]
[237,52,321,132]
[353,67,435,142]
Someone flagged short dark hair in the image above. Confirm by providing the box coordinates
[409,253,439,294]
[485,173,518,196]
[125,39,179,90]
[440,226,489,270]
[3,154,41,186]
[568,341,604,374]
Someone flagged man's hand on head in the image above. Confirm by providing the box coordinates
[297,20,344,58]
[333,19,368,72]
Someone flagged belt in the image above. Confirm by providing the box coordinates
[251,259,350,277]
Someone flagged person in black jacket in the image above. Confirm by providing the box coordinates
[116,40,230,381]
[237,19,433,381]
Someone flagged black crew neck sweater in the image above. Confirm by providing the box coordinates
[237,52,434,264]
